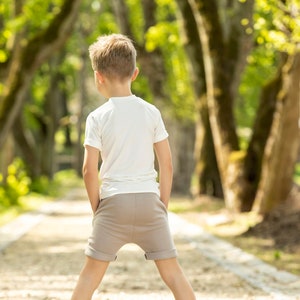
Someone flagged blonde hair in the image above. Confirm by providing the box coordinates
[89,34,137,81]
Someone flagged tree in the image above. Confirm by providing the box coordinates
[0,0,82,151]
[177,0,300,213]
[253,53,300,213]
[175,0,223,198]
[176,0,254,205]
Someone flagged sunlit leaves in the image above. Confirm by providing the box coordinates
[22,0,63,31]
[0,158,31,207]
[144,1,195,122]
[237,0,300,130]
[237,46,278,128]
[126,0,144,42]
[0,0,66,64]
[254,0,300,54]
[145,22,178,52]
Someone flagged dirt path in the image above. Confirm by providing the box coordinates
[0,188,299,300]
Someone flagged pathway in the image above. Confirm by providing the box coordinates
[0,188,300,300]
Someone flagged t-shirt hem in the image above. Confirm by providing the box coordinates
[101,189,160,200]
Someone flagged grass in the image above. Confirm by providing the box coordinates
[169,195,224,214]
[0,170,83,227]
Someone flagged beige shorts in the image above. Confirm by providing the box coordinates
[85,193,177,261]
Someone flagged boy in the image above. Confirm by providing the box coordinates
[71,34,196,300]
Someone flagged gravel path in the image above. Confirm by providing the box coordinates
[0,188,299,300]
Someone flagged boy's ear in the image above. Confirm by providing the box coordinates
[95,71,105,83]
[131,67,139,82]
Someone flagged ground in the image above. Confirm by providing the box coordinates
[0,187,300,299]
[180,185,300,276]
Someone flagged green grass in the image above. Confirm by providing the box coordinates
[0,169,82,227]
[169,195,224,214]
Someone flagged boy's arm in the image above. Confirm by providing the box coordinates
[82,145,100,213]
[154,138,173,208]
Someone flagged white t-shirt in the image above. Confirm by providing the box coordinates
[84,95,168,199]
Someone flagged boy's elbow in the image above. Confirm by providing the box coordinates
[82,164,96,179]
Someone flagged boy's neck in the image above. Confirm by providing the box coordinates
[104,80,133,99]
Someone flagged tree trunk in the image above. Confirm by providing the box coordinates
[195,101,223,197]
[239,65,284,211]
[175,0,223,197]
[189,0,254,210]
[253,53,300,214]
[13,116,41,178]
[38,54,68,178]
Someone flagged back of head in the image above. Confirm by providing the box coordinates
[89,34,137,81]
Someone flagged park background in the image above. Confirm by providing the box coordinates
[0,0,299,275]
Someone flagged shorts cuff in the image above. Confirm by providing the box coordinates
[85,248,117,262]
[144,248,178,260]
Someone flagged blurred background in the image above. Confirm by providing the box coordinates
[0,0,299,263]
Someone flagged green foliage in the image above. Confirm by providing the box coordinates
[236,46,278,129]
[254,0,300,54]
[0,169,82,226]
[0,159,31,207]
[274,249,282,260]
[126,0,145,43]
[294,163,300,185]
[0,0,65,64]
[30,176,51,195]
[236,0,299,132]
[144,1,195,122]
[30,169,81,196]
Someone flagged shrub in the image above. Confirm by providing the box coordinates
[0,158,31,207]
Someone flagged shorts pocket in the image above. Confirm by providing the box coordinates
[156,197,168,214]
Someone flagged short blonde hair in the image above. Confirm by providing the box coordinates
[89,34,137,81]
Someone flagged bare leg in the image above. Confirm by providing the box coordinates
[155,257,196,300]
[71,256,109,300]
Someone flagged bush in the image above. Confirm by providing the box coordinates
[30,176,51,195]
[0,158,31,207]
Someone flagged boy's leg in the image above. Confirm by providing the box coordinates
[71,256,109,300]
[155,257,196,300]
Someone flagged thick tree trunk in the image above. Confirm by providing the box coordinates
[175,0,223,197]
[239,66,283,211]
[195,102,223,197]
[253,53,300,214]
[190,0,254,210]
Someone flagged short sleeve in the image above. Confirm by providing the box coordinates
[154,110,169,143]
[83,114,102,151]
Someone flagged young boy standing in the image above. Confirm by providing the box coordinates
[71,34,196,300]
